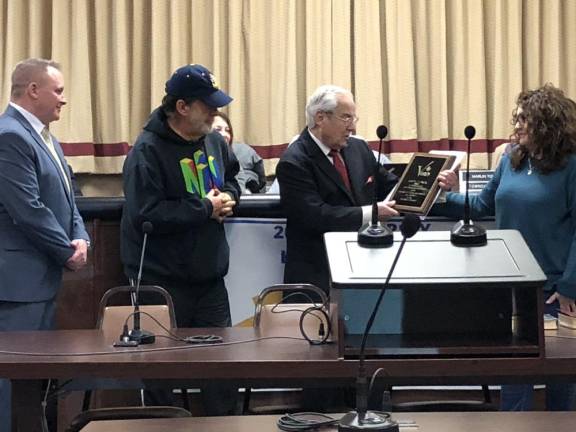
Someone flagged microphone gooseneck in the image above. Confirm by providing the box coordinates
[357,125,394,248]
[339,214,420,432]
[463,126,475,224]
[128,221,156,345]
[450,125,487,247]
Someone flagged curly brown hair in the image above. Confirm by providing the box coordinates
[509,84,576,174]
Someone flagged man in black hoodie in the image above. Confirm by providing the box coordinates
[121,64,240,413]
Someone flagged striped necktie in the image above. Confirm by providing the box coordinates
[329,149,351,191]
[41,127,71,193]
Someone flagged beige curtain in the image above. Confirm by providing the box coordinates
[1,0,575,174]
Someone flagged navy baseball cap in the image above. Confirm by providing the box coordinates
[165,64,233,108]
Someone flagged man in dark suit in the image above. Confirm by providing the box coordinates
[276,85,398,294]
[0,58,89,431]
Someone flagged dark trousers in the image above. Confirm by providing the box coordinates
[0,300,56,432]
[142,278,237,415]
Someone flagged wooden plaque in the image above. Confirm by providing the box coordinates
[390,152,455,214]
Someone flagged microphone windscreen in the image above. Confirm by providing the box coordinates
[464,125,476,140]
[400,213,421,239]
[142,221,154,234]
[376,125,388,140]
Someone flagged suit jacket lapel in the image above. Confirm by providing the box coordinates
[50,135,74,205]
[341,144,366,203]
[8,107,73,204]
[302,129,355,204]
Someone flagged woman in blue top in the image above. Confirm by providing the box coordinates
[438,84,576,411]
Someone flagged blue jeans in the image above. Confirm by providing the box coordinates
[500,298,576,411]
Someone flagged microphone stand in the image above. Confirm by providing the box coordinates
[358,125,394,248]
[450,125,487,246]
[339,214,420,432]
[128,221,155,345]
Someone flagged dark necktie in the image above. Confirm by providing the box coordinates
[329,149,351,191]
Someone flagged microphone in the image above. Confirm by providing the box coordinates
[128,221,156,344]
[376,125,388,142]
[339,214,421,432]
[450,125,487,246]
[357,125,394,248]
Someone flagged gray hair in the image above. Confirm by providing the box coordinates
[305,85,353,129]
[11,58,61,99]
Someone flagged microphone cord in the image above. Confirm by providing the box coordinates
[269,292,332,345]
[299,306,331,345]
[120,311,224,344]
[277,412,340,431]
[41,379,51,432]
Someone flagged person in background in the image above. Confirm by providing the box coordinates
[212,111,267,193]
[276,84,399,295]
[0,58,89,432]
[121,63,240,415]
[437,83,576,411]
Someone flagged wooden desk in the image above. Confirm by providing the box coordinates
[1,326,576,431]
[80,412,576,432]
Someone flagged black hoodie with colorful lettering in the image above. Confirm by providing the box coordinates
[121,108,240,284]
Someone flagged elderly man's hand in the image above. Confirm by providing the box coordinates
[377,200,399,220]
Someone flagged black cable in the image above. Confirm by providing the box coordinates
[269,291,331,345]
[121,310,180,341]
[277,412,340,431]
[41,379,51,432]
[368,367,390,396]
[0,335,305,357]
[119,310,223,344]
[275,291,326,307]
[299,305,331,345]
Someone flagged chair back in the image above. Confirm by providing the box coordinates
[97,285,177,334]
[254,284,329,338]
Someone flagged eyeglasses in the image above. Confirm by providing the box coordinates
[326,112,359,125]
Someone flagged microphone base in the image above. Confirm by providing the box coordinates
[338,410,399,432]
[450,220,487,246]
[128,328,156,345]
[358,223,394,248]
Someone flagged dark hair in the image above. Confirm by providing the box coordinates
[510,84,576,174]
[161,94,195,116]
[214,111,234,144]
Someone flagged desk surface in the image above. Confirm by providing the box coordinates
[3,327,576,431]
[81,412,576,432]
[1,327,576,384]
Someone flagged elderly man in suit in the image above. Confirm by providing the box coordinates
[276,85,398,295]
[0,58,89,431]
